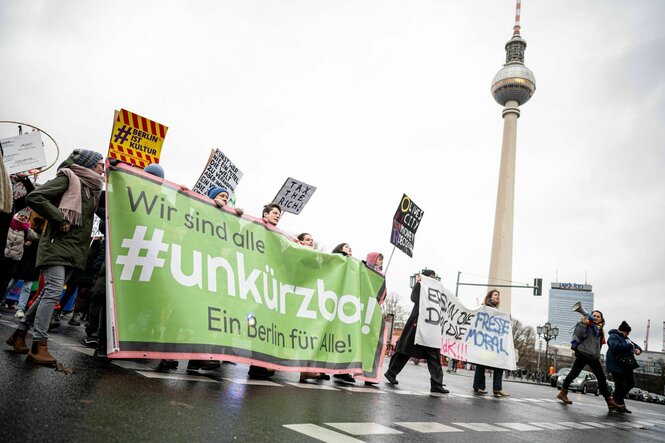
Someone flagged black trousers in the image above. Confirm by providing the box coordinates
[611,371,634,405]
[387,348,443,388]
[562,350,609,398]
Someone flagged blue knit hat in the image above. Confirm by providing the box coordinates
[207,187,229,199]
[72,149,103,169]
[144,163,165,178]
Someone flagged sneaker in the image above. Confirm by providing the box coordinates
[15,309,25,319]
[186,360,220,372]
[431,385,450,394]
[474,388,487,395]
[68,313,82,326]
[384,372,399,385]
[84,335,99,348]
[318,373,331,380]
[494,390,510,397]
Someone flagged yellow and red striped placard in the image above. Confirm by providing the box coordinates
[107,109,168,168]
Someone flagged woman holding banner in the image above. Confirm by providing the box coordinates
[472,289,510,397]
[384,270,448,394]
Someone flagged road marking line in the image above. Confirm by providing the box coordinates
[395,422,464,433]
[450,393,474,398]
[646,419,665,424]
[70,346,95,357]
[537,399,559,402]
[496,423,543,431]
[600,422,642,429]
[326,423,402,435]
[223,378,282,386]
[137,371,217,382]
[451,423,509,432]
[580,422,611,428]
[285,382,339,391]
[528,422,572,430]
[508,398,528,402]
[557,422,594,429]
[336,386,386,393]
[112,360,153,370]
[522,398,545,403]
[389,390,429,396]
[632,421,656,427]
[284,424,364,442]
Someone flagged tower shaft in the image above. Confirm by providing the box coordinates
[489,101,520,313]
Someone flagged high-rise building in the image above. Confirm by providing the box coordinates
[548,282,594,347]
[488,0,536,313]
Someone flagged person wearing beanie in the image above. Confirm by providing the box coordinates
[384,269,449,394]
[143,163,164,179]
[557,309,621,411]
[6,149,104,365]
[207,187,243,216]
[606,320,642,413]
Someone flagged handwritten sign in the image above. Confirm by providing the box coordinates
[107,109,168,168]
[416,278,517,370]
[271,177,316,215]
[0,132,47,174]
[390,194,423,258]
[192,149,243,196]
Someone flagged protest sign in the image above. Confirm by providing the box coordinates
[192,149,243,196]
[0,132,47,174]
[271,178,316,215]
[416,278,517,370]
[107,109,168,168]
[390,194,423,258]
[105,163,387,379]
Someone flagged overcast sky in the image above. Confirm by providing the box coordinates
[2,0,664,353]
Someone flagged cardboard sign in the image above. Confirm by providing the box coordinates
[271,177,316,215]
[390,194,424,258]
[107,109,168,168]
[192,149,243,195]
[0,132,47,174]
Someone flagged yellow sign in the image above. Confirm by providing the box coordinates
[107,109,168,168]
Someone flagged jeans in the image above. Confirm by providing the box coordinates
[473,365,503,391]
[561,350,610,398]
[611,371,634,405]
[18,266,72,340]
[16,280,34,311]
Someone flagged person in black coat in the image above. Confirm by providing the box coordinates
[606,321,642,413]
[384,269,448,394]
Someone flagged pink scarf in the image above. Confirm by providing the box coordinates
[57,164,103,226]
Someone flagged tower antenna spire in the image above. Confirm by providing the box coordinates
[513,0,522,35]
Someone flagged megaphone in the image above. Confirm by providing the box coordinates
[571,302,589,317]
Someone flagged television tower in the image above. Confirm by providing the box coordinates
[488,0,536,313]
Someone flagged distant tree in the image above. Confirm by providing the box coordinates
[512,319,537,371]
[381,292,410,328]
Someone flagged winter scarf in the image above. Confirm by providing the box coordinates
[10,216,29,232]
[587,320,606,345]
[57,164,103,226]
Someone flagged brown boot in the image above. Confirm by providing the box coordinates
[606,396,621,411]
[27,339,57,365]
[557,389,572,404]
[6,329,29,354]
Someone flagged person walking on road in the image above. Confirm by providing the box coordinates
[556,309,621,411]
[472,289,510,397]
[6,150,104,365]
[384,269,448,394]
[606,321,642,413]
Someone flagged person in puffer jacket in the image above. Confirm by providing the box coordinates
[0,212,37,307]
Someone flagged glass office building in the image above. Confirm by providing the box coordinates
[548,282,594,347]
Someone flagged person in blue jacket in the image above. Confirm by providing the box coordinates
[606,321,642,413]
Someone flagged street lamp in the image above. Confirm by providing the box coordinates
[537,322,559,383]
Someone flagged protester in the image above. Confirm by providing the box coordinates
[606,321,642,413]
[472,289,510,396]
[330,243,358,384]
[365,252,383,273]
[6,216,44,318]
[384,270,448,394]
[297,232,314,248]
[247,204,284,379]
[556,309,620,411]
[207,186,243,216]
[0,172,35,266]
[0,212,38,310]
[6,150,104,365]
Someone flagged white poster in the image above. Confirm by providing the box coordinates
[0,132,47,174]
[271,177,316,215]
[416,278,517,370]
[192,149,243,195]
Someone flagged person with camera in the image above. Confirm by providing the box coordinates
[606,321,642,413]
[556,310,620,411]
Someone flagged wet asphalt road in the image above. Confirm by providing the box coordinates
[1,310,664,442]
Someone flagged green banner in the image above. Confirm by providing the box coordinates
[106,164,386,377]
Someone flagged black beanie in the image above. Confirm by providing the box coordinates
[618,321,631,333]
[421,269,436,278]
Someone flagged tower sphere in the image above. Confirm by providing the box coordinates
[491,64,536,106]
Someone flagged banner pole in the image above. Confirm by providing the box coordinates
[383,246,397,275]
